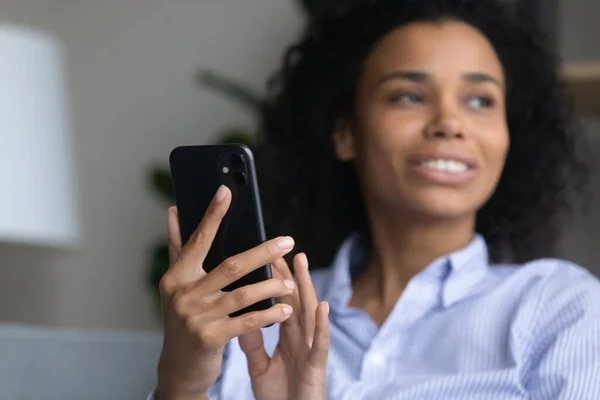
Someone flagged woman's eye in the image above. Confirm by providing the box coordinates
[467,95,494,109]
[390,91,424,105]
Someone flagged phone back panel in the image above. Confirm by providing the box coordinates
[169,144,274,316]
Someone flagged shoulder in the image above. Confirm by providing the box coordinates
[498,258,600,305]
[482,258,600,308]
[525,258,600,328]
[495,258,600,343]
[498,261,600,395]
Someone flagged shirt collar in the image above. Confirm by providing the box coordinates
[323,232,490,310]
[443,234,490,307]
[323,233,361,310]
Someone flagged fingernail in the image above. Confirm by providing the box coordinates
[300,253,309,268]
[276,236,294,251]
[284,279,295,291]
[324,301,330,315]
[283,305,293,315]
[214,185,229,203]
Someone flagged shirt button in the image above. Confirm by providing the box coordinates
[365,351,386,367]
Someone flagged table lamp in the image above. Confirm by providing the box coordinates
[0,23,80,247]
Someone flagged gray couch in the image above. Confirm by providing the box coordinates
[0,324,162,400]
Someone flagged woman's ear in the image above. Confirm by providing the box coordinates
[332,118,356,161]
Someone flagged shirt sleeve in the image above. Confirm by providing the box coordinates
[146,342,231,400]
[145,384,222,400]
[525,264,600,400]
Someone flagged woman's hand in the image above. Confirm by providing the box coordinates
[156,185,298,400]
[239,253,330,400]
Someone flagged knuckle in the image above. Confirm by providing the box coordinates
[188,228,206,246]
[197,328,220,349]
[159,274,176,297]
[194,294,210,312]
[243,314,258,330]
[266,240,279,255]
[184,319,218,348]
[220,257,243,279]
[232,288,250,308]
[280,279,290,293]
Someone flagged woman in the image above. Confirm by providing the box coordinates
[153,0,600,399]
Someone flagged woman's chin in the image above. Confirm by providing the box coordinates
[402,194,479,222]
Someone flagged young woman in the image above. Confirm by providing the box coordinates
[153,0,599,399]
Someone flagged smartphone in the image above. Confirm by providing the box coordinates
[169,144,275,318]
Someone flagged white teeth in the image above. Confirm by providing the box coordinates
[421,159,468,173]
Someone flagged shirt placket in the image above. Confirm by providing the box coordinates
[359,273,444,382]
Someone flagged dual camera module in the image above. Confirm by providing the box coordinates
[222,153,248,185]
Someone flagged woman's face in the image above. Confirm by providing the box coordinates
[334,21,509,221]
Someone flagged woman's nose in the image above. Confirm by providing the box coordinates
[424,103,465,140]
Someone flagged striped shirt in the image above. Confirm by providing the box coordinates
[151,233,600,399]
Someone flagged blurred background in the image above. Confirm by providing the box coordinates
[0,0,598,335]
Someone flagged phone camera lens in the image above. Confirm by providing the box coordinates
[234,172,248,185]
[231,153,244,168]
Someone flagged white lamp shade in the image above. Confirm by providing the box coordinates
[0,24,80,247]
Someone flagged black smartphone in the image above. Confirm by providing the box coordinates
[169,144,275,318]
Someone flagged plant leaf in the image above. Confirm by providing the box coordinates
[197,69,263,114]
[148,242,170,317]
[296,0,322,17]
[217,127,256,149]
[149,168,175,202]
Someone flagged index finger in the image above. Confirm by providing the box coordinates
[272,257,302,331]
[161,185,231,294]
[196,236,295,292]
[295,253,318,346]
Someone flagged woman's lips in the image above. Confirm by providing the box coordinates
[411,162,477,185]
[407,154,478,186]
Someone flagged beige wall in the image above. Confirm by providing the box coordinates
[0,0,303,330]
[0,0,597,331]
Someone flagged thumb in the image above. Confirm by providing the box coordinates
[167,206,183,265]
[239,329,271,379]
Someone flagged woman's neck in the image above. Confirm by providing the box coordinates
[349,206,475,326]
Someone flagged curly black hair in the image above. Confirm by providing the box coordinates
[256,0,589,267]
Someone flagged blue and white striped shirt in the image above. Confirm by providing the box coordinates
[153,233,600,399]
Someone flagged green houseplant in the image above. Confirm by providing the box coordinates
[146,0,321,316]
